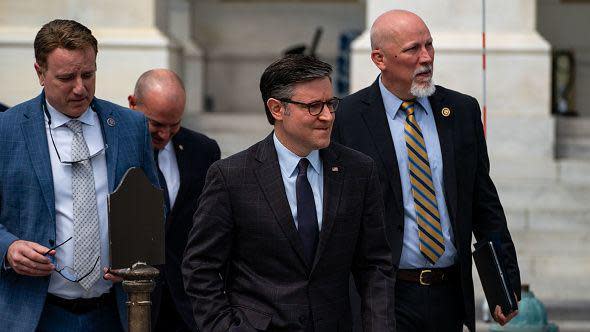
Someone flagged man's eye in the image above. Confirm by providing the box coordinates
[309,102,323,111]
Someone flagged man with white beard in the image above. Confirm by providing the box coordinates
[332,9,521,332]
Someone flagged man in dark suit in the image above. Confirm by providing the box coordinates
[0,19,158,331]
[332,10,520,332]
[128,69,220,332]
[182,55,395,332]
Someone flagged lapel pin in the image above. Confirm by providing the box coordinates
[179,144,184,151]
[107,117,116,127]
[331,166,339,172]
[441,107,451,117]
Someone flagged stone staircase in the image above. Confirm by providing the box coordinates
[185,112,590,326]
[556,116,590,160]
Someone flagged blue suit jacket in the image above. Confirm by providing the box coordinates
[0,92,159,331]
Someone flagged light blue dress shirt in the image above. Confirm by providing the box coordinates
[379,78,457,268]
[45,101,112,298]
[273,133,324,230]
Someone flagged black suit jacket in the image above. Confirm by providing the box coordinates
[182,134,395,332]
[332,80,520,332]
[152,127,220,330]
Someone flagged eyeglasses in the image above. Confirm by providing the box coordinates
[279,97,340,116]
[47,124,108,164]
[42,99,108,164]
[44,236,101,283]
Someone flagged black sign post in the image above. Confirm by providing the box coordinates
[108,167,165,332]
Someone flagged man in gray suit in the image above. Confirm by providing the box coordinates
[182,55,396,332]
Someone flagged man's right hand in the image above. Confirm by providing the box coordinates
[6,240,55,276]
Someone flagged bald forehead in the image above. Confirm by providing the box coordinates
[370,10,430,49]
[135,69,185,101]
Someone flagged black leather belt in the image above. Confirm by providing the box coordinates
[46,290,115,314]
[397,265,458,286]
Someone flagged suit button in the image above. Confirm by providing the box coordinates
[299,315,307,324]
[49,239,55,246]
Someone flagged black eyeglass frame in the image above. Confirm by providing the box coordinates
[278,97,341,116]
[42,98,109,165]
[44,236,101,283]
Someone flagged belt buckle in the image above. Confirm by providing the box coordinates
[419,269,432,286]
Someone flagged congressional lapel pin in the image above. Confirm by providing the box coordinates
[107,117,116,127]
[441,107,451,117]
[331,166,339,172]
[179,144,184,151]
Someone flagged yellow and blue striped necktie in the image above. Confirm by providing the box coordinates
[401,101,445,264]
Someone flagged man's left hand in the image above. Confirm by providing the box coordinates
[493,305,518,326]
[103,267,124,283]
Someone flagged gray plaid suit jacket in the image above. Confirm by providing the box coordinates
[0,91,159,331]
[182,134,396,332]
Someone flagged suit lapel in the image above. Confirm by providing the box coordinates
[429,89,458,227]
[168,131,190,232]
[361,80,404,212]
[22,94,55,221]
[93,100,118,192]
[311,145,343,273]
[254,134,309,268]
[171,131,187,214]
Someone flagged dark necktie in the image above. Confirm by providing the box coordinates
[296,158,319,266]
[154,149,171,213]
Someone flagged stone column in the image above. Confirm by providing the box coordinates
[0,0,181,108]
[350,0,554,181]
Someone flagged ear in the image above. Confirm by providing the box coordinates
[267,98,284,122]
[34,62,45,86]
[371,49,386,71]
[128,95,137,109]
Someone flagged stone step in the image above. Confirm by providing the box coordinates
[556,116,590,159]
[557,138,590,159]
[557,116,590,138]
[185,112,270,158]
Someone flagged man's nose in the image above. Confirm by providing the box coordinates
[72,76,85,95]
[418,46,433,64]
[317,103,334,121]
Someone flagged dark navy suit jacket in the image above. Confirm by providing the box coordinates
[332,80,521,332]
[151,127,220,331]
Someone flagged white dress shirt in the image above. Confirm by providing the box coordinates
[273,133,324,230]
[45,101,112,299]
[156,141,180,209]
[379,78,457,268]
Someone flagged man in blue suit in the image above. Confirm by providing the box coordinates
[0,19,158,331]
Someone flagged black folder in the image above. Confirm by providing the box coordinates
[472,241,518,316]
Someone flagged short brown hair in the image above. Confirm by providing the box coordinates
[260,55,332,125]
[34,19,98,69]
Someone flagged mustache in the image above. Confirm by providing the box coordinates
[413,65,433,78]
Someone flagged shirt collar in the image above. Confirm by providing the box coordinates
[378,75,430,118]
[162,140,174,152]
[273,133,321,178]
[45,100,95,129]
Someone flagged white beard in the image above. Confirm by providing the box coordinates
[411,80,435,98]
